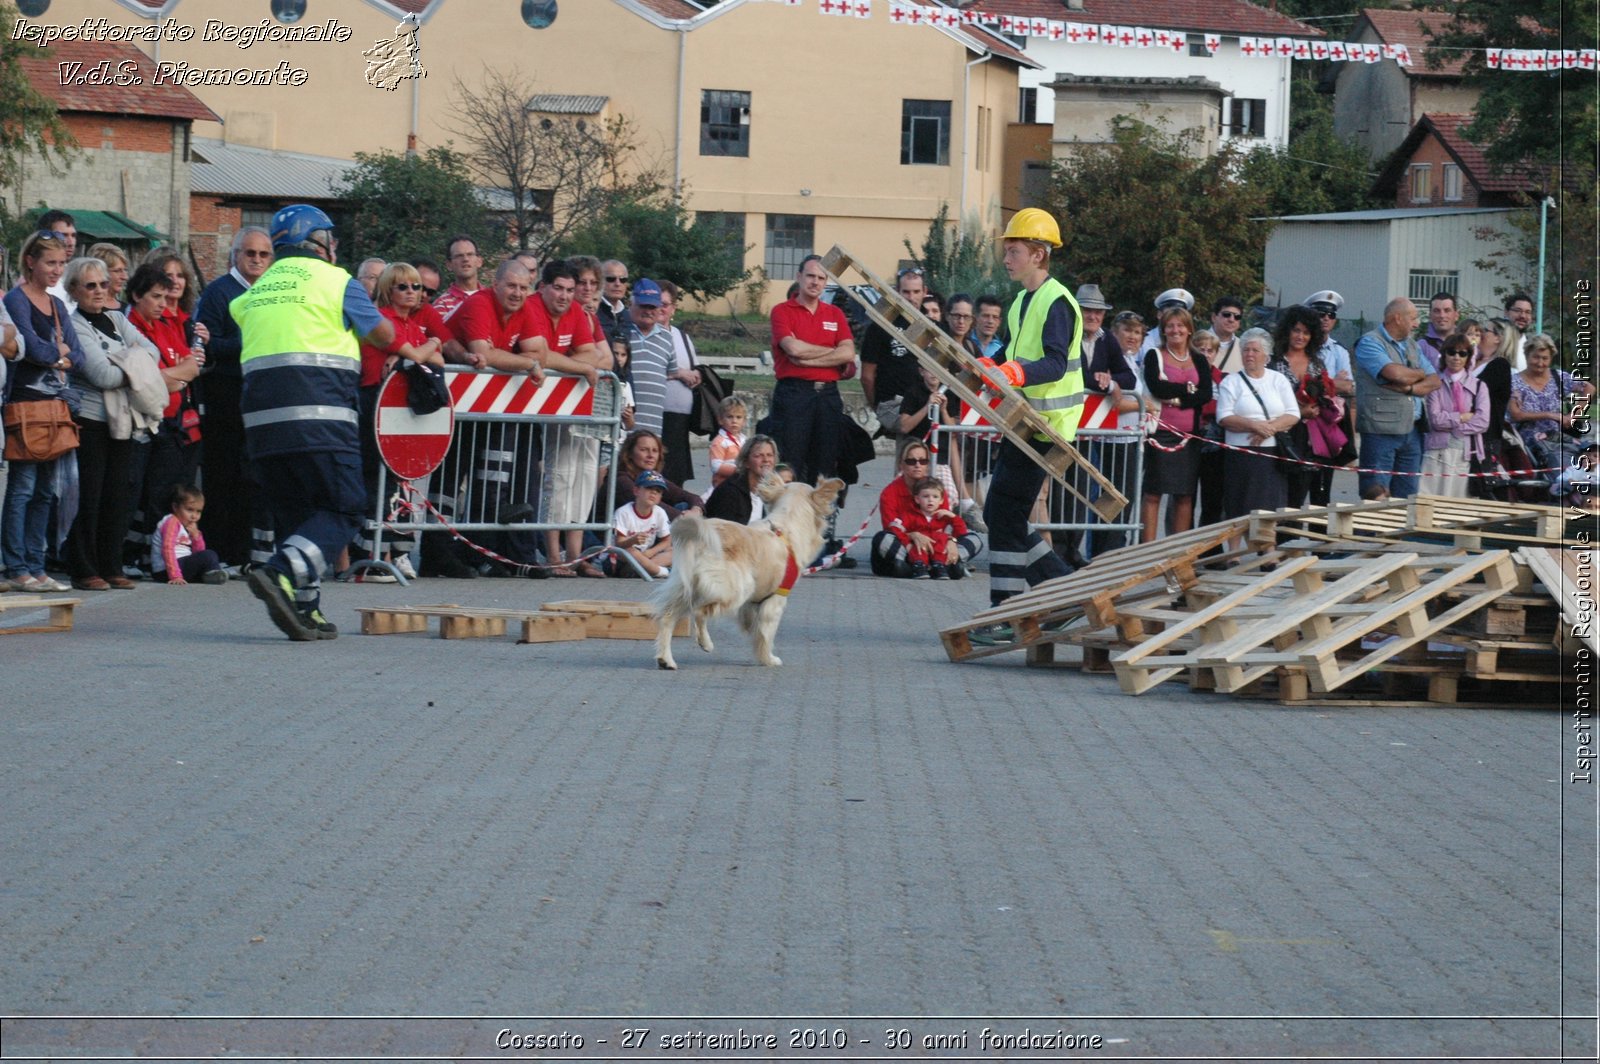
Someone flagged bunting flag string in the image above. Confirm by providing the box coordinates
[780,1,1599,73]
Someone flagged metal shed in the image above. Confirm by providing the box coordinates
[1263,207,1533,327]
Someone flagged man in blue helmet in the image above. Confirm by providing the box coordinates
[233,204,395,640]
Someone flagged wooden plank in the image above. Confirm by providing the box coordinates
[1517,547,1597,657]
[821,244,1127,519]
[0,595,80,635]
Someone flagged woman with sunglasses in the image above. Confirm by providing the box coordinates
[2,230,84,592]
[64,256,165,590]
[1419,332,1490,497]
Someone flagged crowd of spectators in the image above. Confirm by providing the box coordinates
[1,213,1592,596]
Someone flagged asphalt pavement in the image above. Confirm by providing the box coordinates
[2,452,1594,1062]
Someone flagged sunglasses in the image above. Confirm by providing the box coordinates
[605,275,628,283]
[1443,348,1471,357]
[34,230,68,241]
[903,456,930,465]
[1317,311,1338,319]
[897,267,924,278]
[77,280,109,290]
[1215,310,1241,320]
[392,283,425,292]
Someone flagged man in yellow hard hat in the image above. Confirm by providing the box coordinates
[970,207,1086,645]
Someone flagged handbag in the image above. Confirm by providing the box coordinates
[3,398,80,462]
[1239,372,1303,465]
[689,363,730,437]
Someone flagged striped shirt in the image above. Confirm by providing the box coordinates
[627,320,678,436]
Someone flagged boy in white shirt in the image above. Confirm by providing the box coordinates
[611,470,674,577]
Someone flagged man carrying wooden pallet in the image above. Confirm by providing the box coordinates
[969,208,1086,646]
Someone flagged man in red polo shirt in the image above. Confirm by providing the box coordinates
[437,258,546,572]
[433,235,483,321]
[446,259,545,373]
[523,260,614,575]
[769,254,856,487]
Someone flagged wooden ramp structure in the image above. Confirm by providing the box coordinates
[820,244,1126,520]
[941,497,1586,707]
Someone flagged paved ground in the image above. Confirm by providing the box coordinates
[2,453,1594,1062]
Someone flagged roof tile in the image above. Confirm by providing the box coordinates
[1355,7,1465,77]
[16,39,219,123]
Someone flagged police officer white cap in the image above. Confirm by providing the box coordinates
[1154,288,1194,312]
[1303,290,1345,315]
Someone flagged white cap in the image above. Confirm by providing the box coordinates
[1154,288,1194,312]
[1303,290,1345,315]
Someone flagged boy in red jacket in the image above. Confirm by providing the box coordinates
[892,478,969,579]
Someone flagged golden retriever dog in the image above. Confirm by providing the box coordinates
[653,476,845,669]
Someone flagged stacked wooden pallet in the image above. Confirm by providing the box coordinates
[940,497,1587,706]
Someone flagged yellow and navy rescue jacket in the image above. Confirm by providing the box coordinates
[233,252,362,459]
[1004,275,1086,442]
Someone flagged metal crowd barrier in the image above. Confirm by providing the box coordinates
[364,367,627,580]
[930,424,1146,558]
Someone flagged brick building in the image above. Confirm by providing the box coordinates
[1373,114,1544,211]
[12,39,217,263]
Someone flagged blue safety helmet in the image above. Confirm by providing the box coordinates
[270,203,335,249]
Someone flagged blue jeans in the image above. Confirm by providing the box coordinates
[2,457,60,577]
[1358,428,1423,498]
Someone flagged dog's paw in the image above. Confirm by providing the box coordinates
[656,657,677,671]
[761,655,783,667]
[698,638,714,653]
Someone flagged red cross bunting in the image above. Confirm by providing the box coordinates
[1241,38,1257,56]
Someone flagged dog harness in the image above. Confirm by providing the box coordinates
[755,528,801,601]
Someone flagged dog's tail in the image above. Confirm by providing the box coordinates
[652,515,722,615]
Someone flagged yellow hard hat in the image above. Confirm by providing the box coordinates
[999,207,1062,248]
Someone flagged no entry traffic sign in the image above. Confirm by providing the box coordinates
[375,370,454,480]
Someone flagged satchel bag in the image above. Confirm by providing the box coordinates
[1239,373,1303,465]
[689,363,731,437]
[3,398,80,462]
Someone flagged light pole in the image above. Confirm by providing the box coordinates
[1535,195,1554,333]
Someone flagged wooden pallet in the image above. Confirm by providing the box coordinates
[1111,551,1520,695]
[542,600,689,640]
[0,595,81,635]
[941,521,1242,661]
[820,245,1127,520]
[1244,496,1574,549]
[357,604,588,642]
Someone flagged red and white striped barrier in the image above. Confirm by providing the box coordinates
[958,389,1117,431]
[447,369,595,417]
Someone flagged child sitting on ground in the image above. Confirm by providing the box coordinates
[610,470,674,577]
[708,396,748,489]
[892,477,969,580]
[152,484,227,585]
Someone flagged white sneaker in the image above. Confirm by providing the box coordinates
[393,555,418,580]
[961,500,988,534]
[358,569,398,584]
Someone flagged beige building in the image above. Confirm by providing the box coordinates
[38,0,1037,308]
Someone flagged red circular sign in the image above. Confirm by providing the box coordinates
[374,370,454,480]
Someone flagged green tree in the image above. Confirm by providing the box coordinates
[1235,75,1383,217]
[1431,0,1597,353]
[555,197,748,303]
[0,2,77,254]
[1043,117,1271,309]
[332,146,496,266]
[903,204,1013,299]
